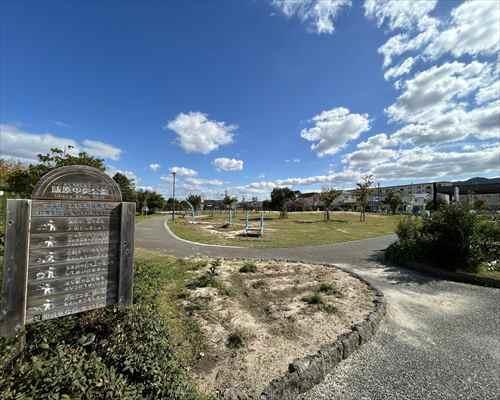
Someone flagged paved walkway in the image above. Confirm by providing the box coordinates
[136,216,500,400]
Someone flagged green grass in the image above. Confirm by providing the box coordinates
[1,250,210,400]
[168,211,400,248]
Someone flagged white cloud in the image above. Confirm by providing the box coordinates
[106,166,140,184]
[384,57,416,81]
[424,0,500,59]
[165,112,236,154]
[81,139,122,160]
[369,144,500,181]
[285,158,301,163]
[272,0,351,34]
[0,124,122,163]
[184,177,224,186]
[301,107,371,156]
[149,163,160,172]
[364,0,438,31]
[378,26,438,68]
[169,166,198,177]
[213,157,244,171]
[384,61,499,146]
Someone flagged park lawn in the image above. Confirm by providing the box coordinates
[168,211,401,248]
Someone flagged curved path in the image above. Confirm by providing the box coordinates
[136,216,500,400]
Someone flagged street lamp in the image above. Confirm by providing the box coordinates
[171,171,176,222]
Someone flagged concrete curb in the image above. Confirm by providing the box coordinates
[163,219,245,249]
[207,258,386,400]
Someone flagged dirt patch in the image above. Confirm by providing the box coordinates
[182,259,376,398]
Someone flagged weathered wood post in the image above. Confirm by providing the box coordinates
[0,165,135,337]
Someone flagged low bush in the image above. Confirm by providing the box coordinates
[385,203,500,272]
[318,282,337,295]
[302,292,323,305]
[226,330,246,349]
[239,262,257,273]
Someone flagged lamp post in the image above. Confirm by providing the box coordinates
[171,171,176,222]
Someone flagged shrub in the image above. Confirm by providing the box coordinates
[226,330,246,349]
[239,262,257,273]
[1,344,140,400]
[302,292,323,305]
[421,204,480,270]
[386,203,500,272]
[318,282,337,295]
[395,216,421,242]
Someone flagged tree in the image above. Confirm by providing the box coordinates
[222,194,238,210]
[186,194,202,211]
[270,187,296,218]
[382,191,402,214]
[136,190,165,213]
[5,147,105,197]
[222,194,238,224]
[355,175,374,222]
[425,198,447,212]
[320,187,341,221]
[112,173,136,202]
[262,199,272,211]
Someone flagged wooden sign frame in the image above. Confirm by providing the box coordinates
[0,166,135,336]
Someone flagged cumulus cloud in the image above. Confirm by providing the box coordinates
[213,157,244,171]
[81,139,122,160]
[272,0,351,34]
[384,57,416,81]
[169,166,198,177]
[369,144,500,181]
[424,0,500,59]
[165,112,236,154]
[184,177,224,186]
[364,0,438,31]
[301,107,371,156]
[149,163,160,172]
[106,166,140,184]
[0,124,122,163]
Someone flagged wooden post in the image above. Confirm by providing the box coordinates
[118,202,135,305]
[0,200,31,337]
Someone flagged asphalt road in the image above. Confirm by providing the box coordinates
[136,216,500,400]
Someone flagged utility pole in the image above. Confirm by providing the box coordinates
[172,171,176,222]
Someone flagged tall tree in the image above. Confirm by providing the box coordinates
[112,173,136,202]
[5,147,105,197]
[270,187,296,218]
[355,175,374,222]
[320,187,341,221]
[186,194,202,211]
[382,191,402,214]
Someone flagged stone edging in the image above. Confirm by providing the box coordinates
[402,261,500,289]
[206,258,386,400]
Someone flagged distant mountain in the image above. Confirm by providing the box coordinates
[461,177,500,184]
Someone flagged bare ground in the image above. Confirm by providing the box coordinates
[183,259,376,398]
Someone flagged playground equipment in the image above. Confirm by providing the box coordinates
[244,210,264,237]
[181,199,196,223]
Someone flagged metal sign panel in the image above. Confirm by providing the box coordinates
[1,166,135,336]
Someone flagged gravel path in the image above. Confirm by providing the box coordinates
[136,216,500,400]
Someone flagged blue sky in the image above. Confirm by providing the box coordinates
[1,0,499,199]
